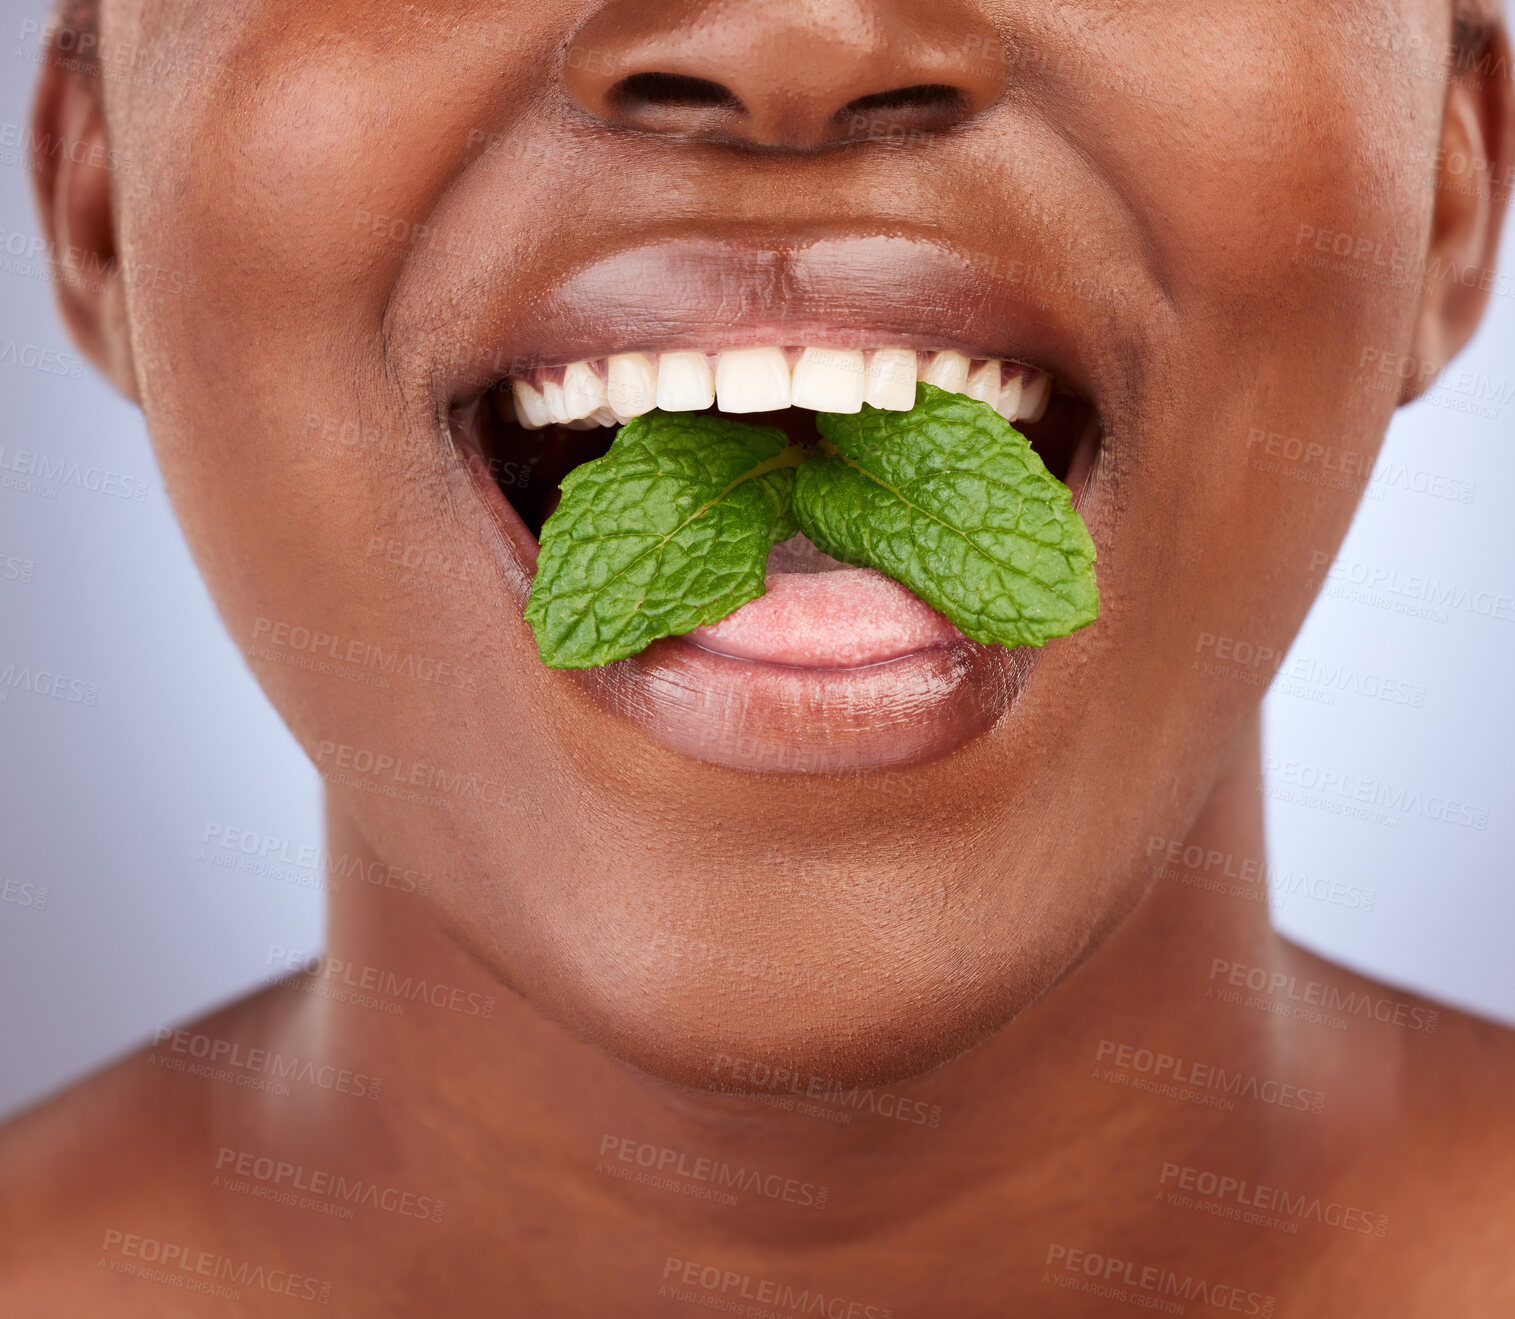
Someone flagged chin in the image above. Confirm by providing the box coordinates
[440,838,1105,1092]
[552,957,1030,1094]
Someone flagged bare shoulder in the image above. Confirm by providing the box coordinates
[1276,941,1515,1313]
[0,987,299,1315]
[1280,937,1515,1108]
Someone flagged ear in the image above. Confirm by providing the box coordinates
[1401,22,1515,404]
[28,37,139,402]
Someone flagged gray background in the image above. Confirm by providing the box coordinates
[2,3,1512,1118]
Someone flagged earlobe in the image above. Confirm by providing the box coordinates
[28,48,139,402]
[1400,24,1515,405]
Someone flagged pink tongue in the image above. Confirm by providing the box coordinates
[687,566,961,668]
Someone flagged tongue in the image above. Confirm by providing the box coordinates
[686,537,961,668]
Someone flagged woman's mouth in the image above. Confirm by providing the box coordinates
[438,237,1107,772]
[452,337,1101,771]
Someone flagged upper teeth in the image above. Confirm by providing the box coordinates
[509,348,1053,430]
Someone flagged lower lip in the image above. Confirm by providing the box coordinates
[580,635,1021,772]
[456,416,1093,774]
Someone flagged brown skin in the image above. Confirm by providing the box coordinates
[4,0,1515,1312]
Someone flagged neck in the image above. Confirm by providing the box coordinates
[298,708,1307,1301]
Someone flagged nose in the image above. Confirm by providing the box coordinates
[564,0,1007,149]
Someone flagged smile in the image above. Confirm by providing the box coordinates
[446,236,1106,772]
[507,347,1053,428]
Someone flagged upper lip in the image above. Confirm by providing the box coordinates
[437,232,1116,414]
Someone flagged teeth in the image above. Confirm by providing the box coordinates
[864,348,917,410]
[606,352,658,422]
[504,350,1055,428]
[994,372,1023,422]
[791,347,865,413]
[1016,371,1051,423]
[511,379,552,430]
[560,361,608,421]
[656,351,716,412]
[715,347,791,413]
[564,407,618,430]
[541,379,574,426]
[964,359,1002,406]
[921,350,971,393]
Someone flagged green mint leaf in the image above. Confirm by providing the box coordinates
[524,411,803,668]
[795,382,1098,648]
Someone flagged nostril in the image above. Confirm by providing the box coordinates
[565,5,1007,148]
[842,84,965,115]
[834,84,970,136]
[610,72,743,115]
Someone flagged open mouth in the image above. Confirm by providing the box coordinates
[432,234,1113,771]
[453,343,1100,672]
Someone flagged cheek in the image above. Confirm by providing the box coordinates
[109,28,574,888]
[113,8,568,670]
[1071,6,1438,687]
